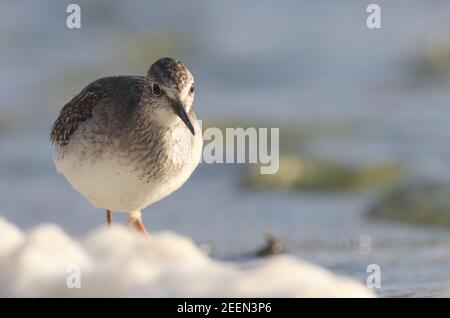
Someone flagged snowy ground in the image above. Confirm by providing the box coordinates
[0,217,373,297]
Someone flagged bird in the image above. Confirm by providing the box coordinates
[50,57,203,235]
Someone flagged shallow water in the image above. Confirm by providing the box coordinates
[2,1,450,297]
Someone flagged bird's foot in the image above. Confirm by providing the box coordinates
[128,210,149,237]
[131,218,150,236]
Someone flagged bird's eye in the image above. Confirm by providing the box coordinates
[189,84,195,94]
[152,83,161,96]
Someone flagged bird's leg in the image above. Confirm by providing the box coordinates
[128,210,149,236]
[107,209,113,226]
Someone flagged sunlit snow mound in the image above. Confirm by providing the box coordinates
[0,217,374,297]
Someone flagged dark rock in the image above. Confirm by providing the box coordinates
[256,234,286,257]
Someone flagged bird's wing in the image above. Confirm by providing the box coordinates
[50,76,145,146]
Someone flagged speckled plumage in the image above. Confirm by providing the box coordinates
[51,76,144,146]
[50,58,202,232]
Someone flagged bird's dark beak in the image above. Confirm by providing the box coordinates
[172,100,195,135]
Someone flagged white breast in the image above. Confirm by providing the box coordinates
[53,124,203,213]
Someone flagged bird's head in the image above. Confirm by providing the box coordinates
[146,57,196,135]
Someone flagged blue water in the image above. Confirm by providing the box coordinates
[2,0,450,297]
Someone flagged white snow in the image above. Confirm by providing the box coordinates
[0,217,374,297]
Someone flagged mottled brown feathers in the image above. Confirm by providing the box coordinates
[50,76,145,146]
[148,58,192,93]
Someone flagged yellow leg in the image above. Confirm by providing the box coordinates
[107,209,113,226]
[128,210,149,236]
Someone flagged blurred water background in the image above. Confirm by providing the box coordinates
[2,0,450,297]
